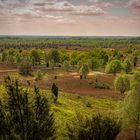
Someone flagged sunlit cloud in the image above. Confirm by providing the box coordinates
[0,0,139,36]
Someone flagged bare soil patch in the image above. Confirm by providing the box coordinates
[0,64,122,100]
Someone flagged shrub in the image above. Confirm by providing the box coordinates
[123,59,132,74]
[105,60,123,75]
[94,81,110,89]
[63,60,70,72]
[85,101,92,107]
[19,61,32,76]
[67,114,121,140]
[51,83,59,103]
[35,70,45,80]
[114,74,130,94]
[79,64,89,79]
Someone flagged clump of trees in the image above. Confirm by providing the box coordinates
[114,74,130,94]
[0,76,55,140]
[119,69,140,140]
[67,114,121,140]
[105,60,123,75]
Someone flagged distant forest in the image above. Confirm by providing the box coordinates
[0,36,140,49]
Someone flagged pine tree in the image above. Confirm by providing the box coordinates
[51,83,58,103]
[0,76,55,140]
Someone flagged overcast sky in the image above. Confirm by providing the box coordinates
[0,0,140,36]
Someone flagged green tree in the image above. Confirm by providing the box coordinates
[105,60,123,75]
[1,51,8,62]
[60,50,69,63]
[30,49,42,65]
[63,60,70,72]
[67,114,121,140]
[70,51,78,65]
[7,48,18,64]
[133,56,138,67]
[79,64,89,79]
[120,70,140,140]
[45,53,49,67]
[123,59,132,74]
[0,76,55,140]
[48,49,60,64]
[19,61,32,76]
[87,58,99,70]
[51,83,58,103]
[114,74,130,94]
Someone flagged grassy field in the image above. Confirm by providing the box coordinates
[45,91,118,139]
[0,84,119,139]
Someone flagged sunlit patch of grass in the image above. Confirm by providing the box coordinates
[49,92,118,139]
[0,85,119,140]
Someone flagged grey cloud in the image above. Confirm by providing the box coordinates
[33,1,105,16]
[128,0,140,9]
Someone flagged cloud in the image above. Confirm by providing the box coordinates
[128,0,140,9]
[33,1,105,16]
[70,6,105,16]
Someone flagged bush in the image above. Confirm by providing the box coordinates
[79,64,89,79]
[123,59,132,74]
[94,81,110,89]
[35,70,45,80]
[51,83,59,103]
[67,114,121,140]
[19,61,32,76]
[114,74,130,94]
[63,60,70,72]
[105,59,123,75]
[85,101,92,107]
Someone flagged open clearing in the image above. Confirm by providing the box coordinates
[0,63,122,100]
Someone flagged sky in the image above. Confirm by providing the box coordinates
[0,0,140,36]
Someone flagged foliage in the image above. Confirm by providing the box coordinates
[0,76,55,140]
[63,60,70,72]
[87,58,100,70]
[133,56,138,67]
[114,74,130,94]
[123,59,132,74]
[94,80,110,89]
[19,61,33,76]
[105,60,123,75]
[60,50,69,63]
[48,49,60,64]
[35,69,45,80]
[79,64,89,79]
[119,70,140,140]
[30,49,43,65]
[51,83,59,102]
[67,114,121,140]
[50,60,55,70]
